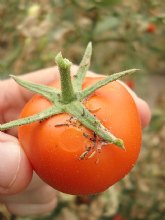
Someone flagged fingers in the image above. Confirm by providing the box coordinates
[1,174,57,216]
[0,132,57,216]
[6,198,57,216]
[4,184,57,216]
[133,97,151,128]
[118,81,151,128]
[0,132,32,195]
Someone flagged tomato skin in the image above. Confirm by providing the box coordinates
[18,77,141,195]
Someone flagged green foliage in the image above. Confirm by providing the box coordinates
[0,0,165,78]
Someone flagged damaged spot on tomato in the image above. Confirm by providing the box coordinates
[58,127,88,153]
[85,96,102,113]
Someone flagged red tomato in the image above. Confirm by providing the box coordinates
[146,23,156,33]
[124,79,135,90]
[113,214,125,220]
[18,77,141,195]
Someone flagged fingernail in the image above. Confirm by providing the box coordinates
[0,142,21,190]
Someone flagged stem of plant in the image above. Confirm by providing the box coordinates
[55,53,76,104]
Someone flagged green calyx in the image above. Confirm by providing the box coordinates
[0,42,139,150]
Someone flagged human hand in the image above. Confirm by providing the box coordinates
[0,67,61,216]
[0,66,151,216]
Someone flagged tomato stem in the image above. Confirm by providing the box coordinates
[55,52,76,104]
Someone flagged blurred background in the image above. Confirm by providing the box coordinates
[0,0,165,219]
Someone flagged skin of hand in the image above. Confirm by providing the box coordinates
[0,66,151,216]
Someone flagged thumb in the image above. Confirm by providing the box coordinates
[0,132,32,195]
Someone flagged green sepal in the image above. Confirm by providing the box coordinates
[80,69,140,100]
[73,42,92,91]
[0,106,62,131]
[11,75,60,102]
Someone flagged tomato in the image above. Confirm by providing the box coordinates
[124,79,135,90]
[113,214,125,220]
[18,77,141,195]
[146,23,156,33]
